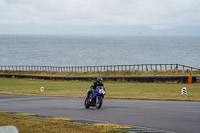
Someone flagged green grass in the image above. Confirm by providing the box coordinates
[0,78,200,101]
[0,111,126,133]
[1,70,200,76]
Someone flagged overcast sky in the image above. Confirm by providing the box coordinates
[0,0,200,35]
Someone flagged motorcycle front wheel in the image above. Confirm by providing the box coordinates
[96,97,103,109]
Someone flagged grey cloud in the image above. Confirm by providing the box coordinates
[0,0,200,34]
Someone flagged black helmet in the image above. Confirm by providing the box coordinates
[97,76,103,83]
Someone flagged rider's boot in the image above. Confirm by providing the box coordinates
[89,94,93,102]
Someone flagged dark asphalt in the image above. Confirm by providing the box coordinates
[0,94,200,133]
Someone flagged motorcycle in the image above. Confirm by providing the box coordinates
[84,86,106,109]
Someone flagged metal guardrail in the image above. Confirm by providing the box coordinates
[0,74,200,83]
[0,64,199,72]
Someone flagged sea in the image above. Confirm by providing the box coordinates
[0,34,200,68]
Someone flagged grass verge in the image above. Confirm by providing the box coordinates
[0,111,126,133]
[1,70,200,76]
[0,78,200,101]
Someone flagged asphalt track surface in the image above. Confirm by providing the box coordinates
[0,94,200,133]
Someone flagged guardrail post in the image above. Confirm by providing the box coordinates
[142,64,143,71]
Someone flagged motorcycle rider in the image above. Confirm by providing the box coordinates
[87,76,105,101]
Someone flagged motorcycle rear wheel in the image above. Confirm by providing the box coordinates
[84,99,90,109]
